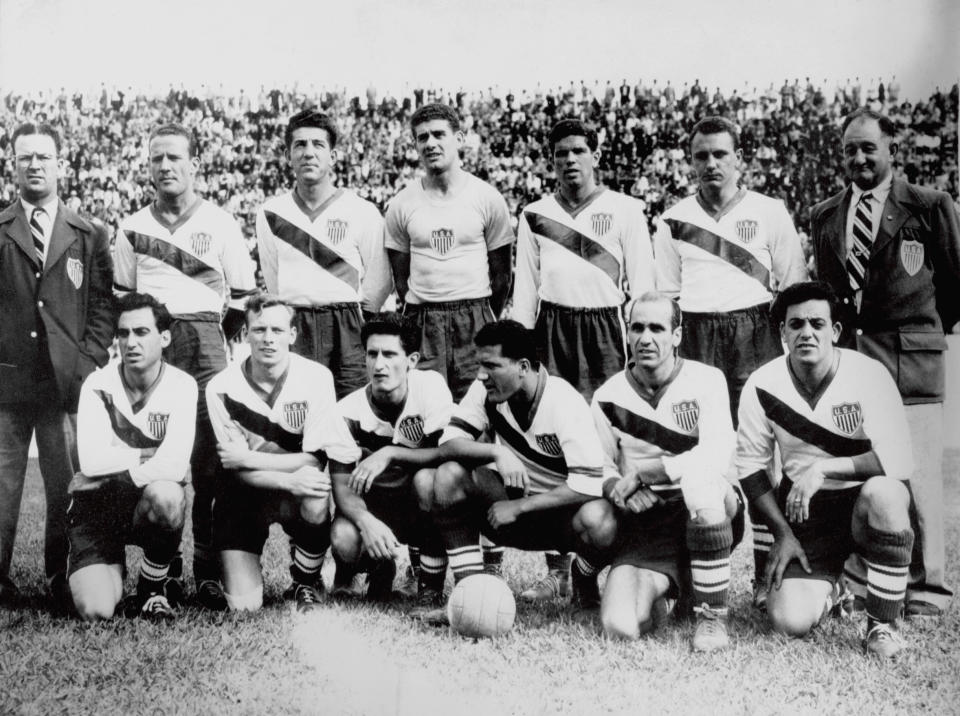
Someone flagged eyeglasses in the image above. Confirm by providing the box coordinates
[15,153,57,165]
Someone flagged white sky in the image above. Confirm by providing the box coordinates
[0,0,958,99]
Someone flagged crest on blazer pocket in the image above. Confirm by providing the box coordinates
[66,257,84,289]
[900,240,924,276]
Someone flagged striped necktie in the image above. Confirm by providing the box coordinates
[847,191,873,290]
[30,207,48,267]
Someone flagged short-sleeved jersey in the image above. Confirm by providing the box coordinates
[114,199,257,316]
[338,369,453,488]
[592,359,734,496]
[441,367,606,496]
[384,174,514,304]
[513,190,655,328]
[256,189,392,312]
[206,353,360,465]
[76,362,198,488]
[654,190,807,312]
[735,349,913,498]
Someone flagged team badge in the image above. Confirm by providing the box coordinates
[671,400,700,433]
[832,402,862,435]
[900,240,924,276]
[190,232,212,256]
[431,228,455,255]
[147,412,169,441]
[591,213,613,236]
[66,258,84,289]
[535,433,563,456]
[326,219,348,245]
[283,401,308,430]
[735,220,758,243]
[398,415,425,444]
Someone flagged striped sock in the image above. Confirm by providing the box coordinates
[573,555,598,578]
[482,542,505,573]
[688,520,734,610]
[138,555,170,597]
[436,501,483,583]
[408,546,421,573]
[448,546,484,582]
[419,553,447,593]
[750,514,773,587]
[291,544,325,586]
[860,525,913,624]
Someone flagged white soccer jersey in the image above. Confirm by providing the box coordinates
[384,174,514,304]
[206,353,360,465]
[256,189,392,312]
[114,199,257,315]
[735,349,913,498]
[654,190,807,312]
[513,190,655,328]
[77,362,197,487]
[592,360,734,496]
[441,368,607,496]
[338,369,453,488]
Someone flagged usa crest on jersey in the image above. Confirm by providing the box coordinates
[535,433,563,456]
[283,401,308,430]
[671,400,700,433]
[431,228,455,255]
[591,213,613,236]
[66,258,84,289]
[190,232,212,256]
[326,219,348,245]
[148,412,169,440]
[398,415,425,444]
[735,220,758,243]
[832,402,862,435]
[900,240,924,276]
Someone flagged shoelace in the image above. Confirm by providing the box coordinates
[142,594,172,616]
[297,585,321,605]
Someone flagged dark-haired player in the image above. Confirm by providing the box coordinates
[68,293,197,621]
[256,109,392,399]
[736,282,913,658]
[206,294,359,612]
[114,123,258,609]
[331,314,453,606]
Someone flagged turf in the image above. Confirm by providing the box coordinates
[2,454,959,715]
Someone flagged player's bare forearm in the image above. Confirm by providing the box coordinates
[238,450,320,473]
[333,469,372,523]
[387,249,410,305]
[487,245,513,317]
[634,457,670,485]
[231,469,295,491]
[751,489,794,539]
[515,483,592,515]
[435,438,501,468]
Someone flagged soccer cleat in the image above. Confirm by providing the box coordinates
[366,560,397,603]
[904,600,942,619]
[752,580,768,612]
[570,567,600,610]
[864,622,905,658]
[692,605,729,652]
[519,571,568,602]
[330,573,365,600]
[285,583,323,613]
[409,587,448,626]
[140,593,176,621]
[651,595,677,627]
[825,579,855,620]
[395,565,419,598]
[196,580,228,612]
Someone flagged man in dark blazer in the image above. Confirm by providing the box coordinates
[0,122,114,609]
[811,108,960,617]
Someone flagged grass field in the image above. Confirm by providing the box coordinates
[2,454,959,715]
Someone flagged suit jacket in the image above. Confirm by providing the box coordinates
[810,178,960,403]
[0,200,114,411]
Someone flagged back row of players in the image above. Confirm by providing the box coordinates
[7,101,955,659]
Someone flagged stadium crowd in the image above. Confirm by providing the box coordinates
[1,78,956,249]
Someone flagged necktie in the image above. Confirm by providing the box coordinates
[30,207,48,267]
[847,192,873,291]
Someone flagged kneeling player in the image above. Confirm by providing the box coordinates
[736,282,914,658]
[68,293,197,621]
[206,295,359,612]
[331,314,453,604]
[422,320,618,622]
[593,293,744,651]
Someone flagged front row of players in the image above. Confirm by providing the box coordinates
[66,283,914,657]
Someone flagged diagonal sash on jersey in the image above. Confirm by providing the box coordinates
[523,212,620,285]
[95,390,163,449]
[345,418,395,453]
[483,402,568,475]
[124,231,225,296]
[756,388,872,456]
[663,219,771,288]
[264,211,360,290]
[220,393,304,453]
[598,401,699,454]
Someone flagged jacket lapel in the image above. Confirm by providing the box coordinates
[0,203,41,266]
[43,201,78,273]
[821,187,852,265]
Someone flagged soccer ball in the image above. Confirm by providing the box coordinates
[447,574,516,638]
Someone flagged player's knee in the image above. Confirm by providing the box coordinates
[679,474,728,516]
[330,517,362,564]
[601,603,641,641]
[72,590,117,621]
[224,584,263,612]
[766,593,820,637]
[573,499,617,548]
[433,461,469,504]
[142,482,186,531]
[299,496,330,525]
[859,476,910,521]
[413,468,436,511]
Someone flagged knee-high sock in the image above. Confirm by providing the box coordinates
[859,524,913,625]
[435,501,483,583]
[138,522,182,597]
[288,521,330,586]
[687,519,734,611]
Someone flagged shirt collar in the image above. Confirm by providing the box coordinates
[21,197,59,226]
[851,173,892,204]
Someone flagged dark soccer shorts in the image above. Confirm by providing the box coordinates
[534,301,626,400]
[66,477,145,576]
[292,302,366,401]
[358,480,420,547]
[776,480,861,584]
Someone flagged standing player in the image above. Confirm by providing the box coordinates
[256,109,392,400]
[331,314,452,606]
[68,293,197,621]
[654,116,808,601]
[736,282,914,658]
[593,293,743,651]
[114,124,258,609]
[811,109,960,618]
[384,103,515,403]
[206,294,360,612]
